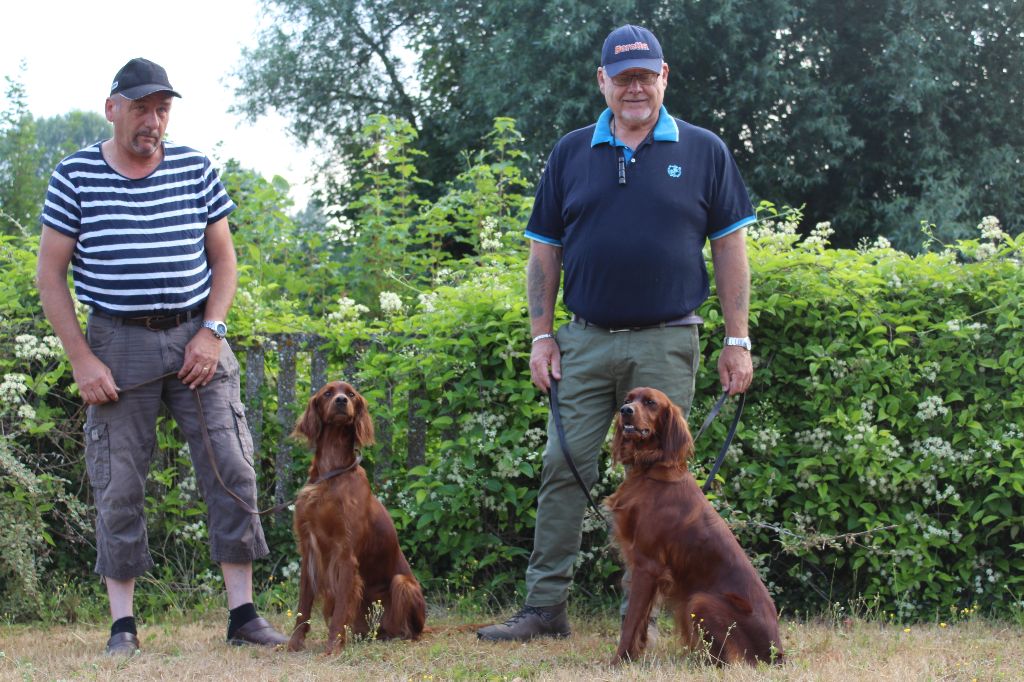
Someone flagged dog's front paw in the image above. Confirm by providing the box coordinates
[287,634,306,652]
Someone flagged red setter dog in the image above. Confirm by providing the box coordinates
[607,387,783,665]
[287,380,426,654]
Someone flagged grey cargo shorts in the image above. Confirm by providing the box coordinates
[83,312,269,580]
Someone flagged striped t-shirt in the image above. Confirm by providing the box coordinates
[40,141,236,315]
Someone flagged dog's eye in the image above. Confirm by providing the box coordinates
[643,398,657,406]
[323,389,333,398]
[347,391,355,398]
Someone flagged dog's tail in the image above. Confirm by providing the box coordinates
[384,574,427,639]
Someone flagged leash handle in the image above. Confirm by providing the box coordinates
[115,371,297,516]
[194,387,291,516]
[549,378,609,527]
[698,391,745,493]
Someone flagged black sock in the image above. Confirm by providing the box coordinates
[227,602,259,639]
[111,616,137,636]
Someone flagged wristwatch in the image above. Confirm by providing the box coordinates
[724,336,752,351]
[203,320,228,340]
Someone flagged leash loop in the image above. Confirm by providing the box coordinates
[698,390,745,493]
[117,371,301,516]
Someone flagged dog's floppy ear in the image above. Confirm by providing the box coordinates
[353,391,375,447]
[611,417,629,464]
[292,392,323,445]
[660,401,693,464]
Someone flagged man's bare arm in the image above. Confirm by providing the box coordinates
[527,240,563,391]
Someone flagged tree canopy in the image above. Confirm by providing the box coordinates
[235,0,1023,248]
[0,68,110,234]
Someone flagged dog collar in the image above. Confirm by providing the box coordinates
[314,455,363,483]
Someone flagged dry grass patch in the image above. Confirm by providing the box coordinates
[1,609,1020,681]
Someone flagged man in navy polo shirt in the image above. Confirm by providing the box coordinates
[478,24,755,641]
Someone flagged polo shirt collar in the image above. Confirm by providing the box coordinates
[591,105,679,147]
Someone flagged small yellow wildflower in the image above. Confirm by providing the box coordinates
[903,627,911,633]
[940,622,947,628]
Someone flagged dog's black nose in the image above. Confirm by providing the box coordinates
[620,404,634,416]
[334,395,349,406]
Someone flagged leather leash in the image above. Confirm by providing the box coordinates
[116,372,358,517]
[549,378,607,525]
[548,378,745,520]
[693,390,746,493]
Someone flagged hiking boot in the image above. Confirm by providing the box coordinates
[477,602,571,641]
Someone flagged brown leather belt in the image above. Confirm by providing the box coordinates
[93,305,205,331]
[572,312,703,333]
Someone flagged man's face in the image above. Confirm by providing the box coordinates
[105,92,173,159]
[598,63,669,129]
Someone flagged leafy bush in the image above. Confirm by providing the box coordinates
[1,115,1021,624]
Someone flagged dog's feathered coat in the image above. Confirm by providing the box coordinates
[607,387,782,665]
[287,381,425,654]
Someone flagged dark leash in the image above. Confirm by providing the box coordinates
[116,372,358,517]
[548,378,745,521]
[692,389,746,493]
[549,378,608,524]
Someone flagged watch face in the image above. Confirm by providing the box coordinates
[205,321,227,338]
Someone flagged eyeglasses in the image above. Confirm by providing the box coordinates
[609,72,660,87]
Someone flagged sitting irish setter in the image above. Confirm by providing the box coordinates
[607,387,783,665]
[287,380,426,654]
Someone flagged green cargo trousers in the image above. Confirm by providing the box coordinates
[524,318,701,607]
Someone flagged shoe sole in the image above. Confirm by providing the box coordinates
[477,630,571,642]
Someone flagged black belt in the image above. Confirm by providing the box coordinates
[93,305,205,331]
[572,312,703,333]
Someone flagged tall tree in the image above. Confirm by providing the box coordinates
[35,111,111,173]
[0,69,44,234]
[236,0,1024,248]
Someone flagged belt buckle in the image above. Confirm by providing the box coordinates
[608,326,634,333]
[144,316,160,331]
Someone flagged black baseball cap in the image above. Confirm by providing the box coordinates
[109,58,182,100]
[601,25,664,77]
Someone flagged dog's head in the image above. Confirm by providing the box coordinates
[612,387,693,467]
[292,380,375,448]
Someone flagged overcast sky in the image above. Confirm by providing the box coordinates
[1,0,317,206]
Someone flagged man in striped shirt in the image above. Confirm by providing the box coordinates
[37,58,287,655]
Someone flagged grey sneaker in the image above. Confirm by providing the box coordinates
[477,602,571,641]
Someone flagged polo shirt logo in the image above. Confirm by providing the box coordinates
[667,164,682,178]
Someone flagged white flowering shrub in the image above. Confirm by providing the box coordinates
[704,204,1024,617]
[3,115,1023,622]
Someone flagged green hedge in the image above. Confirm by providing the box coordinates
[314,217,1024,621]
[2,118,1021,622]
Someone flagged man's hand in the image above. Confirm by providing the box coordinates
[179,329,221,389]
[529,337,561,393]
[717,345,753,395]
[73,352,120,405]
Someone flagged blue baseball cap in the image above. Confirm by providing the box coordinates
[601,25,664,77]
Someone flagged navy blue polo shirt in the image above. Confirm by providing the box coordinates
[525,106,755,328]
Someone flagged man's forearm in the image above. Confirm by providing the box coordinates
[527,241,562,336]
[39,276,91,361]
[710,230,750,337]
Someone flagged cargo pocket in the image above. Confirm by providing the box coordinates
[231,402,255,467]
[84,422,111,489]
